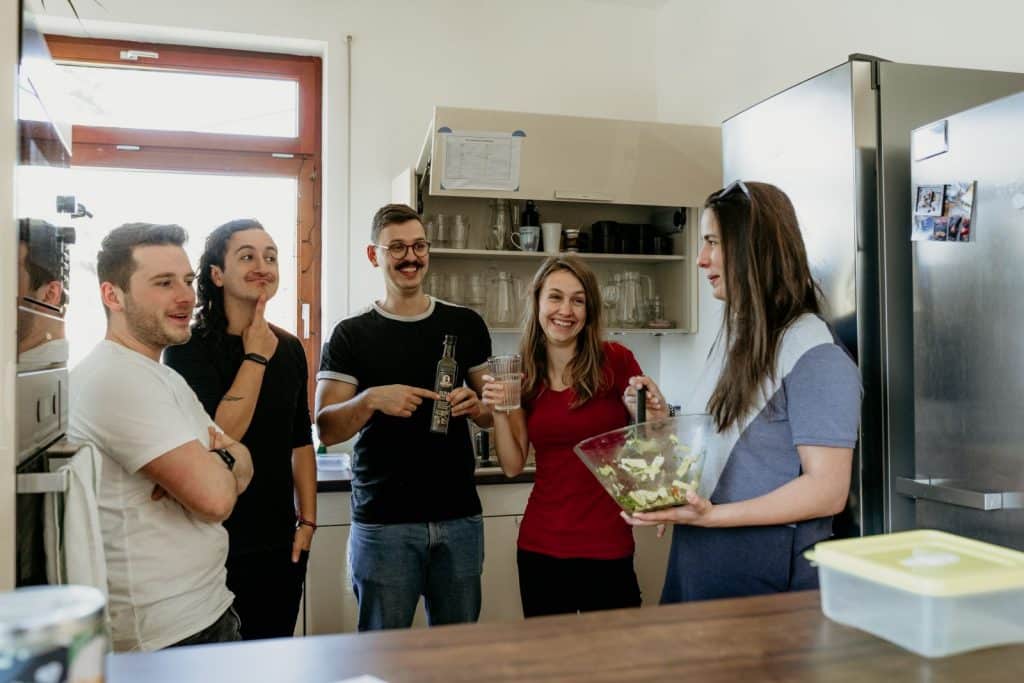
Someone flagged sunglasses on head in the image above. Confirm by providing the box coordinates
[714,180,751,202]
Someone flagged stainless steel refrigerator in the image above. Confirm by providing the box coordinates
[900,90,1024,549]
[721,55,1024,538]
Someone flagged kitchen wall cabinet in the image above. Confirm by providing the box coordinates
[393,106,721,336]
[420,106,720,208]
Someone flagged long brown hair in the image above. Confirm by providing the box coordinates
[519,255,606,408]
[706,181,822,431]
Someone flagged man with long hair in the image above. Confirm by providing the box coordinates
[315,203,492,631]
[69,223,253,650]
[164,219,316,639]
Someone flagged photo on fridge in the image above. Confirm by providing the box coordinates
[915,184,945,215]
[912,215,949,242]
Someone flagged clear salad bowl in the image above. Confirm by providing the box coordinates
[574,414,722,513]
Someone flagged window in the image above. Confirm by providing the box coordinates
[45,36,322,402]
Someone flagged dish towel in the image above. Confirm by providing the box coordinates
[43,444,108,597]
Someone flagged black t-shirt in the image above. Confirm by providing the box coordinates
[164,325,313,556]
[318,298,491,524]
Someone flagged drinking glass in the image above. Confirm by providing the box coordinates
[446,273,465,304]
[450,214,469,249]
[488,354,523,411]
[435,214,451,248]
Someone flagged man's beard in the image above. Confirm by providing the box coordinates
[124,296,191,349]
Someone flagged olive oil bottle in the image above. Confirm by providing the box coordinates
[429,335,458,434]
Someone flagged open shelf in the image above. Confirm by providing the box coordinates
[488,327,686,336]
[431,248,686,263]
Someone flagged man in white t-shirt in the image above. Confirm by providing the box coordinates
[69,223,254,651]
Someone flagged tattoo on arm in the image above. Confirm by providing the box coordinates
[223,395,244,402]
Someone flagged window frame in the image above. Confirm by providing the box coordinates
[45,35,323,407]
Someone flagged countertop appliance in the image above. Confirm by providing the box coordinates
[722,55,1024,538]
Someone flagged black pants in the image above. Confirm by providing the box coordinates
[517,549,642,618]
[226,546,309,640]
[168,607,241,648]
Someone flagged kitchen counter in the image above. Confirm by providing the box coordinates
[107,591,1024,682]
[317,461,535,493]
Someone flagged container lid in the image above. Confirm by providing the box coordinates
[807,529,1024,597]
[0,585,105,643]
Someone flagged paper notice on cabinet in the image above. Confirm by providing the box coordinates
[440,130,522,192]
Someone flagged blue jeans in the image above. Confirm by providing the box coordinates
[348,514,484,631]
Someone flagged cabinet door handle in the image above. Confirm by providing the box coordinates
[553,190,613,202]
[894,477,1024,511]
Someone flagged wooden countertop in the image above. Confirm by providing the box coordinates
[107,591,1024,682]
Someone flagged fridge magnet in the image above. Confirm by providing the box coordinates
[947,215,971,242]
[914,185,944,216]
[912,215,948,241]
[917,219,937,242]
[943,181,976,242]
[912,120,948,161]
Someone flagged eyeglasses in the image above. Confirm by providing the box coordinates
[714,180,751,202]
[374,240,431,259]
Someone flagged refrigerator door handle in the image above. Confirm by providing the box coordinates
[894,477,1024,511]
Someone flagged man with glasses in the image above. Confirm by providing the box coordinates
[315,203,492,631]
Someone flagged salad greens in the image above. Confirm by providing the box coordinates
[590,432,705,512]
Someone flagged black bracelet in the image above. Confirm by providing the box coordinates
[243,352,269,366]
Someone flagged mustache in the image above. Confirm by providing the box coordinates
[396,261,422,270]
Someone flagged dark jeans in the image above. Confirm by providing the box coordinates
[517,549,642,618]
[348,515,484,631]
[226,547,309,640]
[167,607,241,648]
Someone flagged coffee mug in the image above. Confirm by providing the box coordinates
[511,225,541,251]
[541,222,562,254]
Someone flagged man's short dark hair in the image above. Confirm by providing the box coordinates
[97,223,188,291]
[371,204,422,243]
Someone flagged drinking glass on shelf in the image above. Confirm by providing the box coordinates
[435,214,451,248]
[602,273,623,328]
[466,274,486,306]
[424,216,437,244]
[446,273,465,304]
[424,272,443,299]
[487,354,523,412]
[450,214,470,249]
[488,271,522,327]
[487,199,511,250]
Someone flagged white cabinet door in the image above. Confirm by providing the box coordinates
[304,525,356,635]
[633,525,671,606]
[480,514,524,623]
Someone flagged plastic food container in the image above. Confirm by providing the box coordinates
[574,414,726,513]
[0,585,107,682]
[807,530,1024,658]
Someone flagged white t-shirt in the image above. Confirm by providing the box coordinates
[69,340,233,651]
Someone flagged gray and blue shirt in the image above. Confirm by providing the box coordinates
[662,313,862,603]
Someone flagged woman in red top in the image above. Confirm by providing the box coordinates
[482,255,668,617]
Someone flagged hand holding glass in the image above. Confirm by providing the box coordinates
[483,354,523,412]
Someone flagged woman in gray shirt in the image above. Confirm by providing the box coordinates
[624,181,862,602]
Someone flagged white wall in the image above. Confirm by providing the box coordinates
[653,0,1024,397]
[1,0,20,590]
[29,0,662,333]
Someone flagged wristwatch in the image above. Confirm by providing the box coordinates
[211,447,235,471]
[295,515,317,531]
[243,352,269,366]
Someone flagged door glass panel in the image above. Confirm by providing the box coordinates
[17,167,299,368]
[60,65,299,137]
